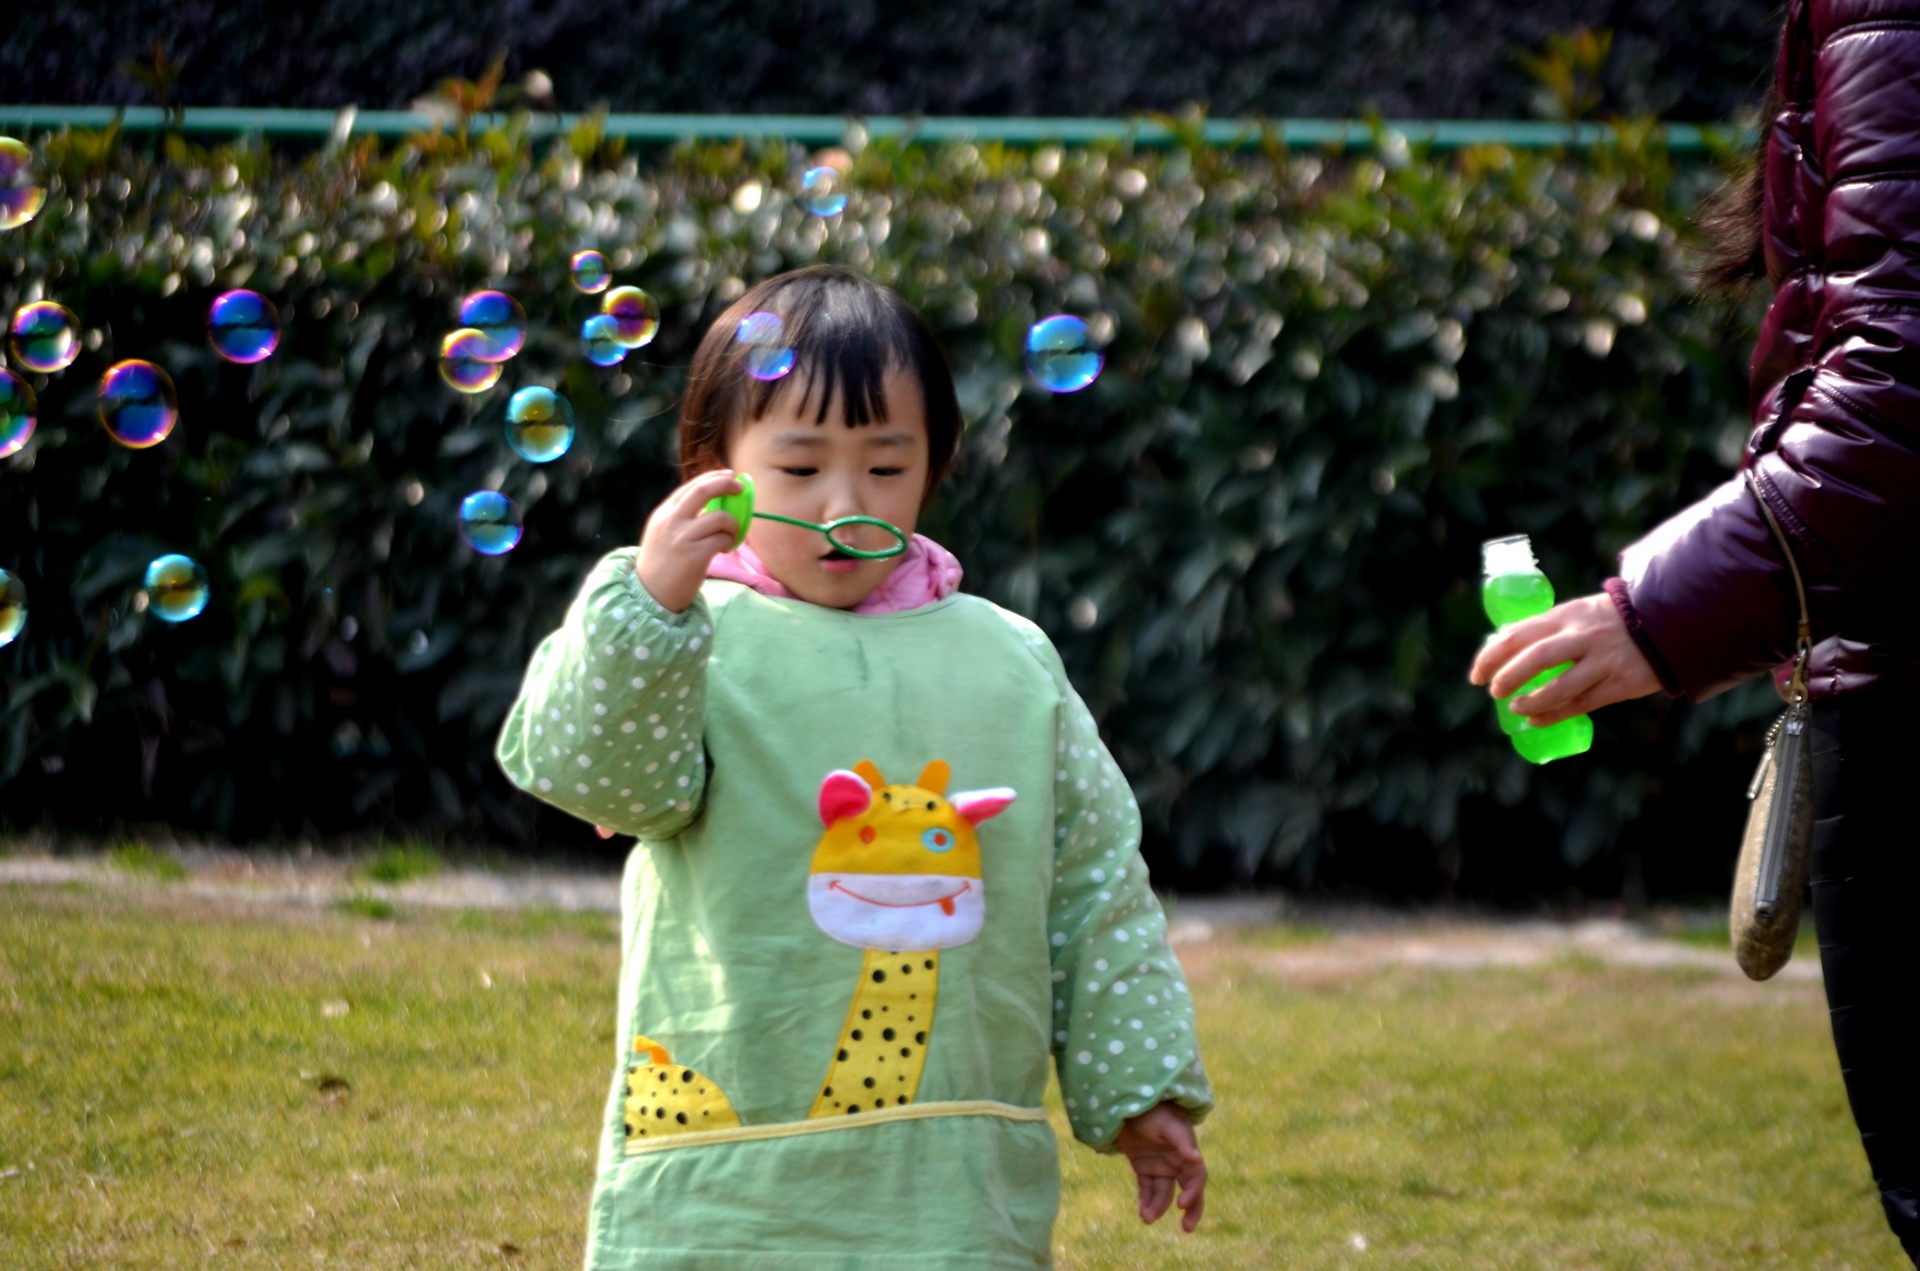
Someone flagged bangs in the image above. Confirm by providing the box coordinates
[678,265,963,494]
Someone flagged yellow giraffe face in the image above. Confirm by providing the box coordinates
[807,759,1014,951]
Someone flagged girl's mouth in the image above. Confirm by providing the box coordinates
[819,547,861,573]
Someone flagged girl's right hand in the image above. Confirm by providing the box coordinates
[635,469,745,613]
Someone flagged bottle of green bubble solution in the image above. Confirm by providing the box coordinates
[1481,534,1593,764]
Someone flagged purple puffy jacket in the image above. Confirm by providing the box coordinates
[1608,0,1920,701]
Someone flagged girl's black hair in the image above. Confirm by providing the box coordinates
[678,265,963,496]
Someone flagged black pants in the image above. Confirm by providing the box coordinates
[1811,692,1920,1264]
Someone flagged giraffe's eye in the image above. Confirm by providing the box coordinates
[921,828,955,853]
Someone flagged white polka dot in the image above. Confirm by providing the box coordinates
[1112,981,1129,995]
[668,751,682,763]
[591,677,607,691]
[677,776,690,788]
[689,637,702,651]
[1144,1037,1158,1050]
[630,677,646,689]
[1129,1019,1142,1030]
[1055,1030,1068,1043]
[622,722,637,734]
[1051,969,1066,981]
[591,725,603,736]
[629,803,646,813]
[575,782,590,794]
[1114,929,1129,942]
[1163,1055,1179,1069]
[652,727,668,739]
[565,724,576,736]
[620,789,631,797]
[593,703,608,716]
[1090,869,1106,882]
[535,778,552,792]
[634,646,651,661]
[1086,982,1100,994]
[598,777,611,787]
[1107,1040,1124,1054]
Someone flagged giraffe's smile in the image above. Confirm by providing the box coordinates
[808,872,986,950]
[829,878,974,915]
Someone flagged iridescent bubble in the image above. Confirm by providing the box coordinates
[570,250,610,294]
[602,286,659,349]
[504,386,575,463]
[457,290,527,362]
[1024,315,1105,393]
[736,311,795,382]
[580,314,626,367]
[143,554,210,623]
[800,165,848,217]
[459,490,524,555]
[0,368,35,458]
[0,137,44,231]
[439,328,503,394]
[207,289,281,364]
[98,360,178,449]
[10,301,79,373]
[0,567,24,648]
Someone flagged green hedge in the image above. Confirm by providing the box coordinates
[0,120,1771,891]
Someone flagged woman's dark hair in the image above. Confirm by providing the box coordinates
[678,265,963,497]
[1695,87,1777,295]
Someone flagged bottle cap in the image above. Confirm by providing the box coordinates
[1481,534,1538,577]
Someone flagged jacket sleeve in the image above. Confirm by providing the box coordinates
[1615,12,1920,700]
[495,548,712,840]
[1044,662,1214,1150]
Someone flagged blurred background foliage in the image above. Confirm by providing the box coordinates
[2,0,1781,123]
[0,115,1775,899]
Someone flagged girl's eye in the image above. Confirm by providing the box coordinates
[870,467,905,477]
[780,467,818,477]
[921,828,955,853]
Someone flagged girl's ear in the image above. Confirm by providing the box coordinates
[950,787,1016,827]
[819,770,874,827]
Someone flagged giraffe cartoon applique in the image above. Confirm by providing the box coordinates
[805,759,1015,1118]
[622,1034,742,1146]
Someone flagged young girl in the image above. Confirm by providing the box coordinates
[498,264,1212,1268]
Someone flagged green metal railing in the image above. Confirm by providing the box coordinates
[0,105,1751,153]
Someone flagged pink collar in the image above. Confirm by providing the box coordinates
[706,534,964,614]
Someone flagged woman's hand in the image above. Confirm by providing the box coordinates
[1115,1102,1207,1233]
[1469,593,1664,726]
[635,469,746,613]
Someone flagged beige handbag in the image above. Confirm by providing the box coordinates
[1730,472,1815,981]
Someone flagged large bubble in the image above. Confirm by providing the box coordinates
[1024,315,1105,393]
[457,290,527,362]
[602,286,659,349]
[10,301,79,373]
[207,289,281,364]
[439,328,503,394]
[570,250,610,294]
[800,165,848,217]
[0,138,44,231]
[143,554,210,623]
[580,314,626,367]
[504,386,576,463]
[0,368,35,458]
[0,567,24,648]
[736,311,795,382]
[459,490,524,555]
[98,360,179,448]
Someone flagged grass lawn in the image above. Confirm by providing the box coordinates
[0,883,1905,1269]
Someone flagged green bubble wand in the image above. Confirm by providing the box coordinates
[703,472,908,560]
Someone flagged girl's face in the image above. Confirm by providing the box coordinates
[723,365,931,609]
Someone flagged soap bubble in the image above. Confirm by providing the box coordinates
[143,554,210,623]
[1024,315,1105,393]
[459,490,523,555]
[736,311,795,381]
[570,250,610,294]
[98,360,178,449]
[207,289,281,364]
[580,314,626,367]
[800,165,848,217]
[0,368,35,458]
[602,286,659,348]
[0,138,44,231]
[439,328,503,393]
[10,301,79,373]
[0,568,24,648]
[504,386,575,463]
[458,290,527,362]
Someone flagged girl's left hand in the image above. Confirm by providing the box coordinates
[1115,1102,1207,1232]
[1469,593,1663,726]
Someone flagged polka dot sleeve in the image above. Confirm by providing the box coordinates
[1047,687,1214,1150]
[496,548,712,841]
